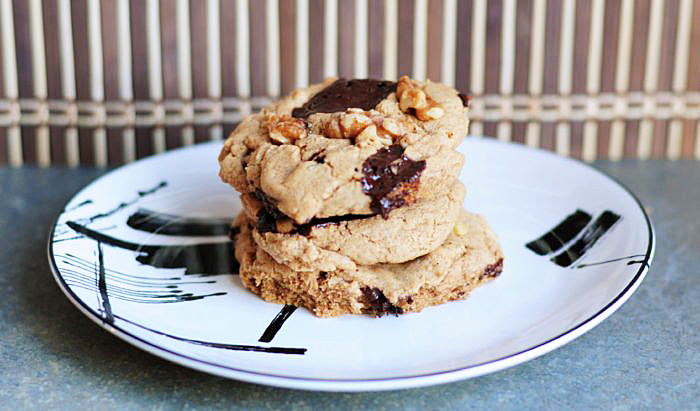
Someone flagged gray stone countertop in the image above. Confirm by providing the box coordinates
[1,161,698,410]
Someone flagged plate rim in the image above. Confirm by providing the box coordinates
[46,138,655,391]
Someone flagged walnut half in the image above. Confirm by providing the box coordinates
[396,76,445,121]
[265,115,308,144]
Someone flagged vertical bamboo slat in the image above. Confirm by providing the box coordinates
[117,0,135,162]
[638,0,663,159]
[526,0,546,149]
[382,0,398,81]
[608,0,632,160]
[412,0,427,80]
[87,0,107,166]
[441,0,457,87]
[29,0,49,166]
[176,0,194,146]
[296,0,309,87]
[498,0,516,142]
[146,0,165,153]
[323,0,338,78]
[57,0,79,166]
[265,0,280,97]
[556,0,574,156]
[207,0,223,140]
[354,0,368,78]
[1,0,22,166]
[470,0,486,137]
[668,0,692,159]
[581,0,603,162]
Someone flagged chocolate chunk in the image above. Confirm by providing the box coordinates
[292,79,397,118]
[227,225,240,241]
[295,213,370,236]
[458,92,471,107]
[480,258,504,280]
[254,188,285,220]
[309,152,326,164]
[253,189,286,233]
[254,210,371,236]
[256,209,278,234]
[361,144,426,218]
[361,287,403,317]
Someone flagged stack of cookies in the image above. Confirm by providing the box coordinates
[219,76,503,317]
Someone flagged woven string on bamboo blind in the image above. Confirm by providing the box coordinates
[1,0,699,167]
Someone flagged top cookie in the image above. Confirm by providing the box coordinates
[219,76,470,224]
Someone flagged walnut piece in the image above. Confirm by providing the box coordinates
[319,109,411,149]
[396,76,445,121]
[355,124,393,149]
[265,115,308,144]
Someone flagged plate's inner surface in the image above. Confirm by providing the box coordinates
[50,139,652,382]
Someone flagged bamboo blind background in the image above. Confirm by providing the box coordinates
[1,0,699,167]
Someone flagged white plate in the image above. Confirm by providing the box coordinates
[48,138,654,391]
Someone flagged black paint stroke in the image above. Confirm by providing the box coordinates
[65,199,94,211]
[627,260,649,267]
[66,221,237,276]
[85,181,167,223]
[575,254,647,269]
[96,242,114,323]
[53,225,117,243]
[258,305,297,343]
[526,210,592,255]
[551,211,622,267]
[59,253,226,304]
[113,314,306,355]
[127,208,232,236]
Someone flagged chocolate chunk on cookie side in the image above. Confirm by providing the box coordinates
[361,144,426,218]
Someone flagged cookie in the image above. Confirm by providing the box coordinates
[219,76,470,224]
[241,179,466,271]
[235,210,504,317]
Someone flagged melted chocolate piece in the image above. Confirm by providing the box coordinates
[361,287,403,317]
[254,188,285,219]
[254,188,287,234]
[291,79,397,118]
[361,144,426,218]
[256,209,278,234]
[309,152,326,164]
[458,93,471,107]
[296,213,370,236]
[254,208,372,236]
[480,258,504,280]
[228,225,240,241]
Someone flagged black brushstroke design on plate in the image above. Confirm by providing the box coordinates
[551,211,622,267]
[113,315,306,355]
[526,210,592,255]
[53,225,116,243]
[259,305,297,343]
[84,181,167,223]
[59,253,226,304]
[575,254,648,269]
[127,208,232,236]
[96,242,115,323]
[65,199,93,211]
[66,221,237,276]
[53,181,168,242]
